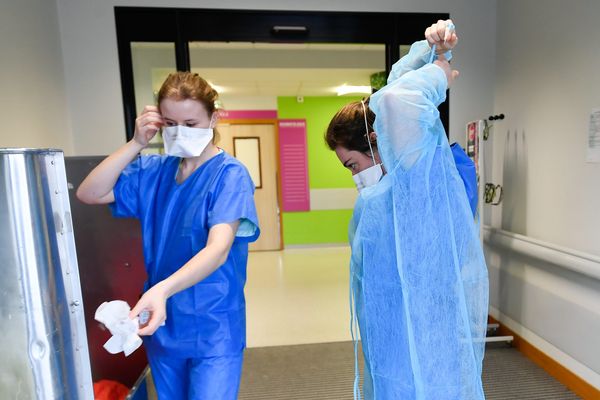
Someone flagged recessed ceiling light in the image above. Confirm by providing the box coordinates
[335,84,371,96]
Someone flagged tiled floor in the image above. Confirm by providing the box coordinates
[138,246,583,399]
[245,246,353,348]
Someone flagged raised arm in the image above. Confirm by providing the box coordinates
[76,105,162,204]
[76,140,143,204]
[369,56,458,171]
[387,19,457,84]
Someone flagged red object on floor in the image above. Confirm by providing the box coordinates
[93,379,129,400]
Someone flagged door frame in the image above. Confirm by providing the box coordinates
[114,7,450,141]
[218,118,284,250]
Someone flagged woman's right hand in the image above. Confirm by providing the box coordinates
[129,282,168,336]
[133,105,164,147]
[425,19,458,55]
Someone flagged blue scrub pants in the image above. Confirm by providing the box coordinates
[148,352,244,399]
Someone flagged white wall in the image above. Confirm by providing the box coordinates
[0,0,72,153]
[490,0,600,254]
[487,0,600,389]
[55,0,497,155]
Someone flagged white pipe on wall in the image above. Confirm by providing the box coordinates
[483,225,600,281]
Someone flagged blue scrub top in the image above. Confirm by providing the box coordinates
[110,151,260,358]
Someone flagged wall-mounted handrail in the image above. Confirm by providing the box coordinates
[483,225,600,281]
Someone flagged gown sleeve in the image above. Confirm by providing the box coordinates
[207,163,260,243]
[369,62,448,172]
[386,40,452,84]
[380,40,477,215]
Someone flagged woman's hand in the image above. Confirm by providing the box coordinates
[133,105,163,147]
[129,283,168,336]
[434,54,460,87]
[425,19,458,55]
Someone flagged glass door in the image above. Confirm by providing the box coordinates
[188,40,387,251]
[130,42,177,154]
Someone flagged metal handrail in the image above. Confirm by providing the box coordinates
[483,225,600,281]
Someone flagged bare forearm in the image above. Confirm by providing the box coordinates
[129,243,231,336]
[157,244,229,298]
[129,220,239,335]
[158,222,239,298]
[77,139,145,204]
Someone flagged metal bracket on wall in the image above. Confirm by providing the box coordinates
[483,113,505,140]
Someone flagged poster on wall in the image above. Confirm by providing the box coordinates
[587,108,600,163]
[466,120,484,176]
[278,119,310,212]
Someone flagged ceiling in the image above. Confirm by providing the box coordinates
[133,41,387,97]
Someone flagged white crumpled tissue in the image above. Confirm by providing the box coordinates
[94,300,145,357]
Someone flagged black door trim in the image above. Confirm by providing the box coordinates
[114,7,449,140]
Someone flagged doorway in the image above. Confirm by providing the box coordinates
[114,7,449,250]
[115,7,450,140]
[218,121,281,251]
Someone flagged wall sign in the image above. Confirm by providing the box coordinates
[278,119,310,212]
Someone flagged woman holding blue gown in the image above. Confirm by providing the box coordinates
[77,72,260,399]
[325,20,488,399]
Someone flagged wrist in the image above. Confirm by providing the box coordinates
[154,279,174,299]
[129,137,147,150]
[434,46,449,55]
[432,48,453,63]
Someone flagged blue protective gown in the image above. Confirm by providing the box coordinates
[110,150,259,398]
[349,41,488,399]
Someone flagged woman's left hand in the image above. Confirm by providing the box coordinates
[425,19,458,54]
[129,283,168,336]
[434,54,460,87]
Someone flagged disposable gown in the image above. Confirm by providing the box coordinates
[349,41,489,399]
[110,151,260,359]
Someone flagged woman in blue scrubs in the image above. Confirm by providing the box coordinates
[325,21,488,399]
[77,72,260,399]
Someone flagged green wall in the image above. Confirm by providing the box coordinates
[278,96,361,189]
[282,210,353,244]
[277,96,360,245]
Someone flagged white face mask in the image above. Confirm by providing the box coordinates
[353,163,384,192]
[162,125,213,158]
[353,100,383,193]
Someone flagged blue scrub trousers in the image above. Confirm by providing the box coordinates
[148,352,244,399]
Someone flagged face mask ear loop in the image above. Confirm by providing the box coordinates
[361,100,376,166]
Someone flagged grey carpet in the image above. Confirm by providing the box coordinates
[238,341,581,399]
